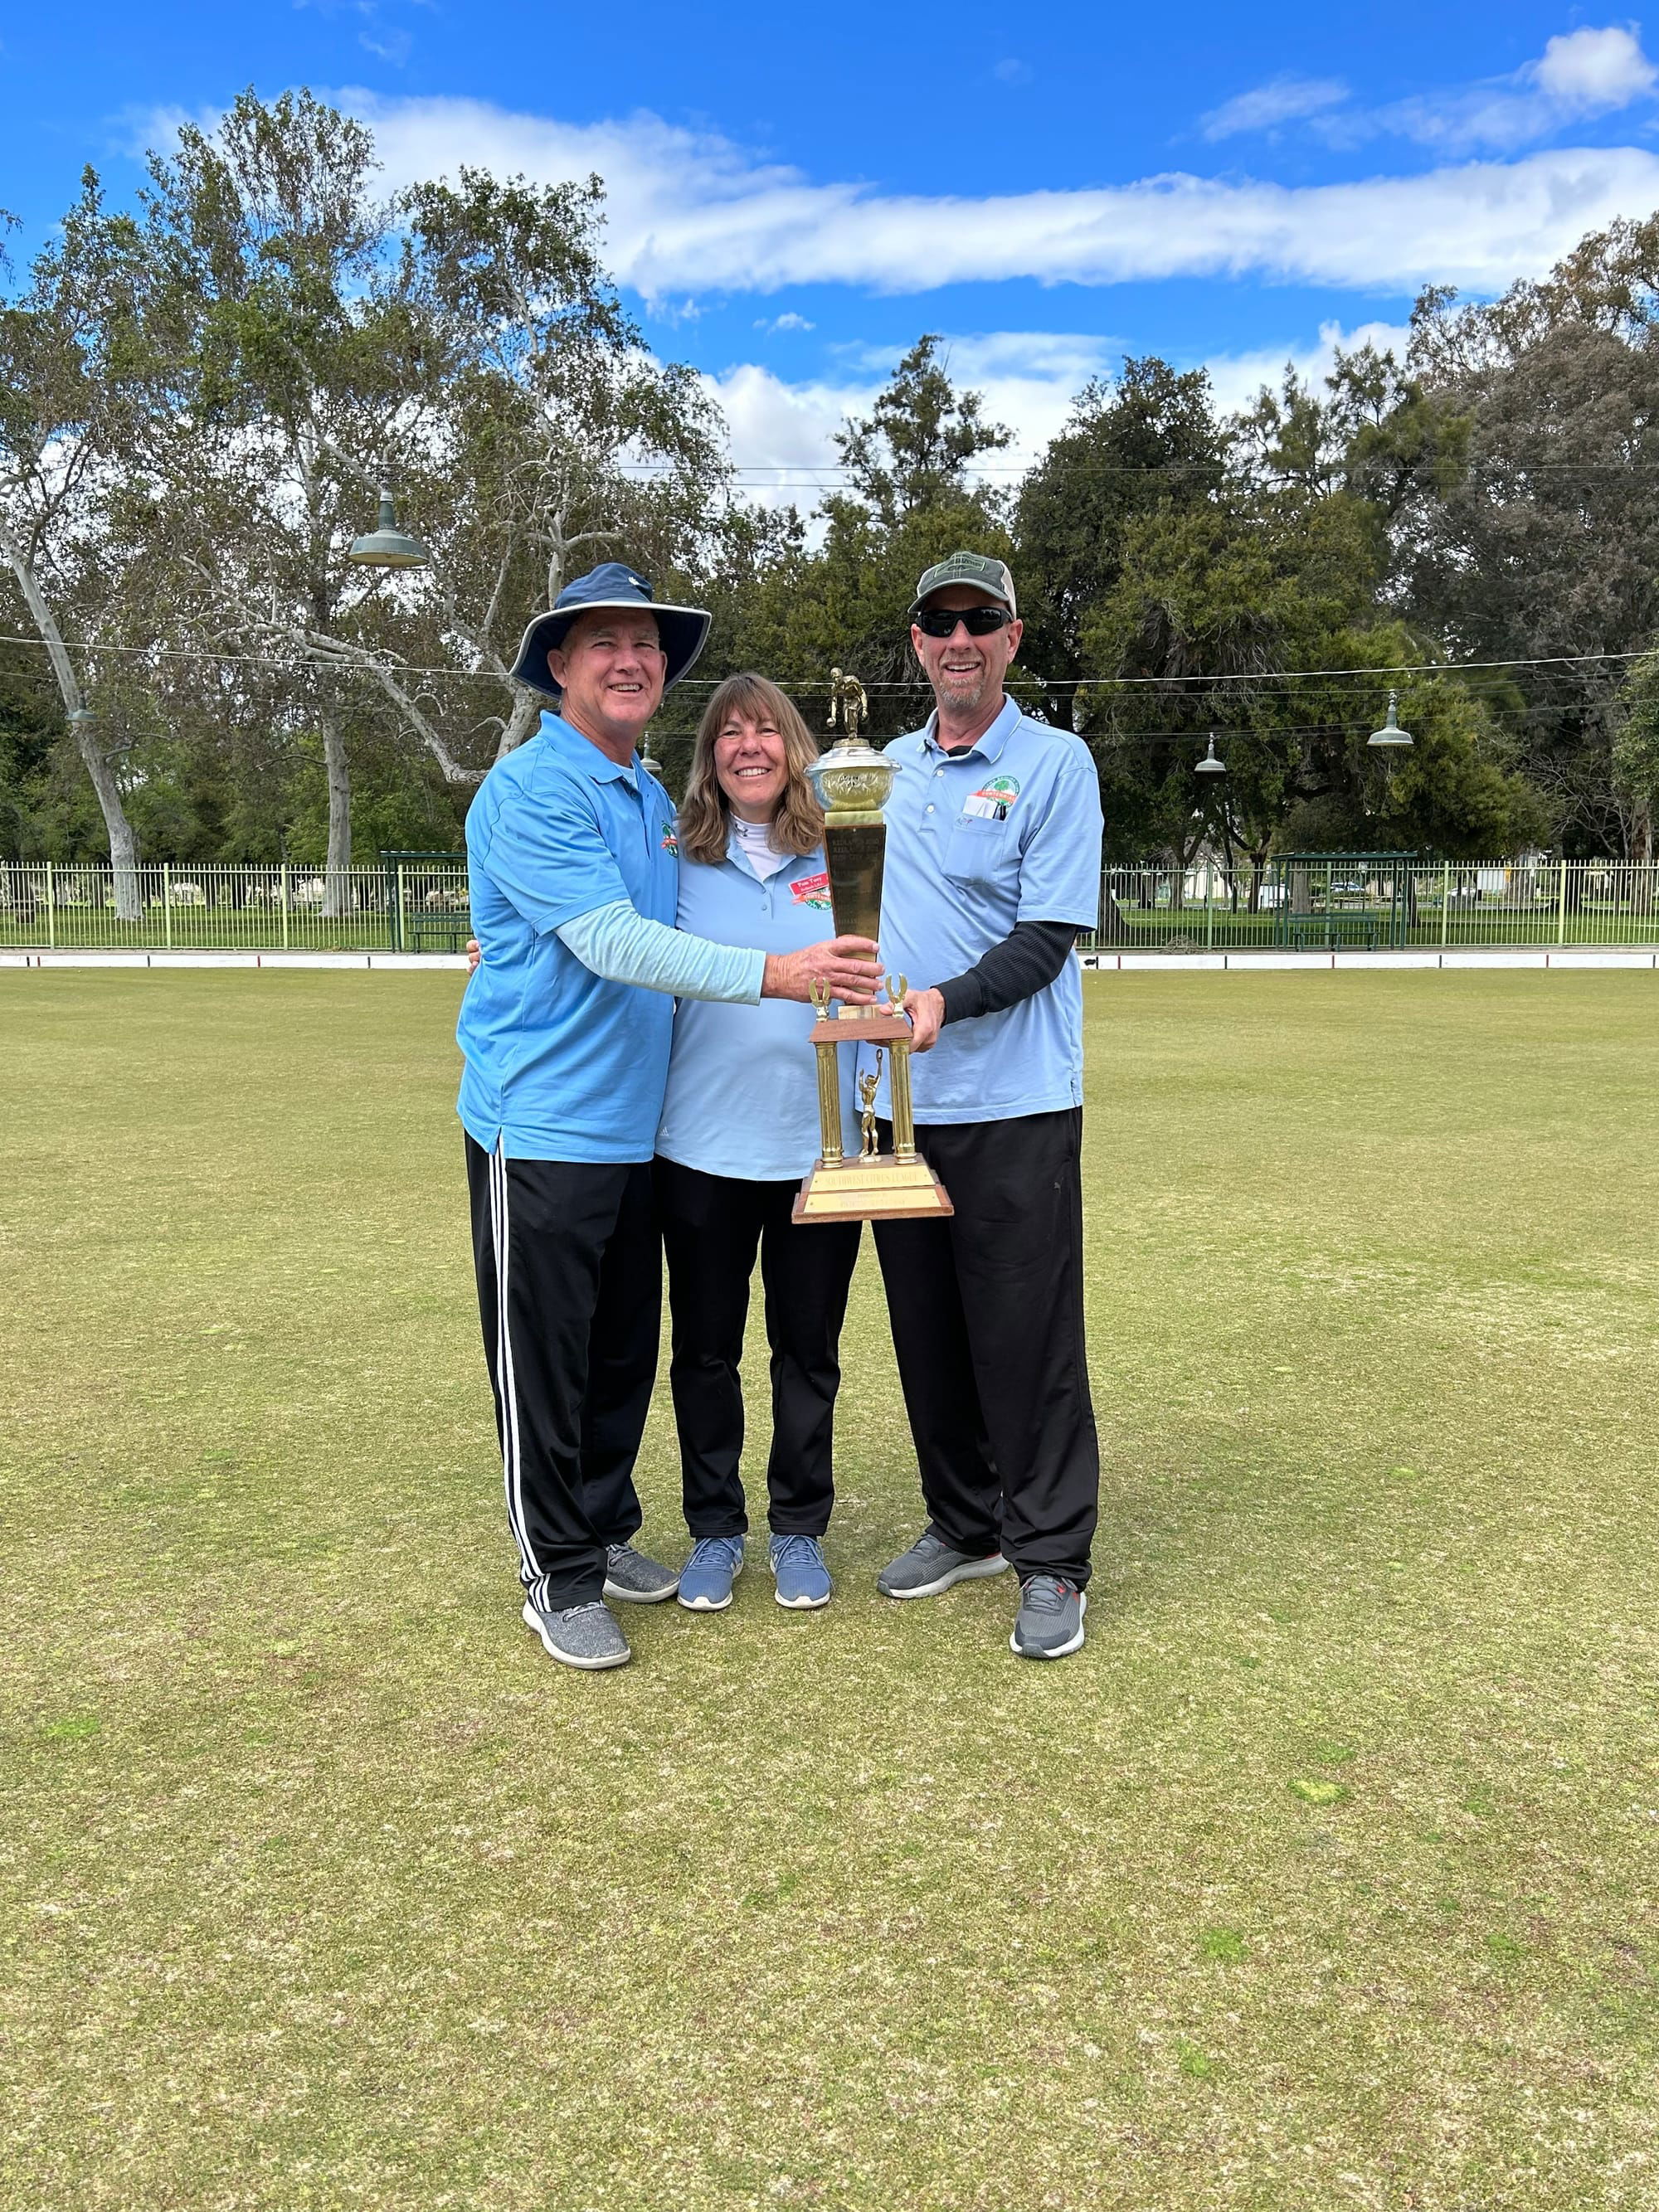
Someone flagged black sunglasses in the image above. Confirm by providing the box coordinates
[914,605,1013,638]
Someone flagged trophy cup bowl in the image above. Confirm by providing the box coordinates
[805,736,898,949]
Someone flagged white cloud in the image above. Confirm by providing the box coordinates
[1202,75,1350,141]
[754,311,815,333]
[1535,24,1657,110]
[333,90,1659,299]
[708,322,1417,498]
[1198,318,1414,419]
[1366,27,1659,152]
[993,58,1034,86]
[360,29,411,66]
[1238,24,1659,155]
[705,332,1119,505]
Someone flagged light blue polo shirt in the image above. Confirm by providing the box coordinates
[457,713,680,1162]
[656,840,859,1180]
[874,697,1102,1125]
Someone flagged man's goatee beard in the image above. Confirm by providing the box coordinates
[938,668,988,712]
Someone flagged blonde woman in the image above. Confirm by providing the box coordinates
[654,674,862,1614]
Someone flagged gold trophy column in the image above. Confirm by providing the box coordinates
[793,683,951,1226]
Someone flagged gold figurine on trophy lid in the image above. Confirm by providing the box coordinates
[792,670,952,1226]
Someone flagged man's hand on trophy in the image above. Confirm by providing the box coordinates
[763,937,882,1004]
[902,984,946,1053]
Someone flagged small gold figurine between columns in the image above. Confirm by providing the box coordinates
[792,971,952,1223]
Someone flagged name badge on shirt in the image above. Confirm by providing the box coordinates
[962,775,1020,822]
[790,870,832,910]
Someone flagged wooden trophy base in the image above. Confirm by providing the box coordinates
[792,1153,954,1224]
[794,975,950,1224]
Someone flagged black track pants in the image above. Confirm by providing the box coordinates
[872,1107,1099,1587]
[465,1135,661,1611]
[655,1155,861,1539]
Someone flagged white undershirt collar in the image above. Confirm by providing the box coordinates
[730,812,790,880]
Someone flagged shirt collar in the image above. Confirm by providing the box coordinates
[920,693,1019,766]
[725,819,806,883]
[541,710,640,785]
[725,820,762,882]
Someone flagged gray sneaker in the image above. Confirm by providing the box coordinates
[878,1530,1010,1600]
[1010,1575,1087,1660]
[522,1597,631,1670]
[603,1543,680,1604]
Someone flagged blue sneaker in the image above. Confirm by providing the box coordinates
[678,1535,744,1612]
[770,1534,832,1610]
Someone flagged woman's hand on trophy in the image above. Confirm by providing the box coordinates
[902,984,946,1053]
[762,937,882,1004]
[465,936,482,976]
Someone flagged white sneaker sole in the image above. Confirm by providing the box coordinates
[678,1587,736,1612]
[881,1550,1010,1601]
[604,1575,680,1605]
[1010,1589,1087,1660]
[772,1582,832,1611]
[678,1557,744,1612]
[522,1599,630,1670]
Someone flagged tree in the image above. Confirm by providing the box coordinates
[1015,358,1225,727]
[0,178,148,915]
[1398,222,1659,857]
[0,634,65,859]
[1081,488,1545,876]
[121,91,460,909]
[1613,651,1659,862]
[702,339,1017,737]
[400,163,729,761]
[834,335,1010,529]
[124,104,733,912]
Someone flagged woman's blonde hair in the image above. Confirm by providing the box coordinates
[677,672,825,867]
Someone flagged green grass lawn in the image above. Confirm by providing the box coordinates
[3,970,1657,2211]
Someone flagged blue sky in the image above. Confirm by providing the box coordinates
[7,3,1659,484]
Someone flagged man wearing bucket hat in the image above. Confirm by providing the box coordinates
[459,562,878,1672]
[869,551,1105,1660]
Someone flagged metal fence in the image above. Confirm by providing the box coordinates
[0,859,470,952]
[4,855,1659,953]
[1082,859,1659,954]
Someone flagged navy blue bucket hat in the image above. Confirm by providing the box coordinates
[511,561,712,702]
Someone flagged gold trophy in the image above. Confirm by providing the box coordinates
[791,673,952,1225]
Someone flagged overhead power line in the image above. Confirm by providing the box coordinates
[0,631,1646,689]
[616,457,1659,482]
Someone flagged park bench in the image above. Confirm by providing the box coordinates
[1287,912,1380,950]
[407,907,474,954]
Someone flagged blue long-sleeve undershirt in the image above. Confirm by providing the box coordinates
[556,900,766,1004]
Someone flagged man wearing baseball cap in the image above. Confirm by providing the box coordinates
[459,562,877,1672]
[871,551,1105,1659]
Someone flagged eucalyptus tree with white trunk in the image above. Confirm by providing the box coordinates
[399,165,729,760]
[124,93,461,914]
[0,178,146,918]
[122,98,727,902]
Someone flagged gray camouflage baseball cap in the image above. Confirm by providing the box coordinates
[909,550,1018,621]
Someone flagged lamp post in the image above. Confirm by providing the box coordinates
[348,486,431,570]
[1367,689,1413,750]
[1192,735,1228,941]
[1366,691,1415,931]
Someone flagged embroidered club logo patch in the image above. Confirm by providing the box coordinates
[660,825,679,853]
[963,775,1020,822]
[791,870,833,911]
